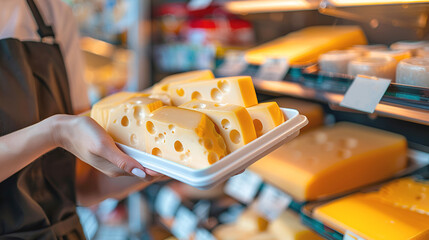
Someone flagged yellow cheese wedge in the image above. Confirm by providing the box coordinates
[270,98,323,131]
[143,106,227,169]
[377,177,429,215]
[269,211,324,240]
[314,180,429,240]
[152,70,214,95]
[90,92,149,129]
[168,76,258,107]
[250,122,407,201]
[246,102,285,137]
[104,96,163,152]
[245,25,367,65]
[149,93,173,106]
[396,57,429,88]
[180,100,256,153]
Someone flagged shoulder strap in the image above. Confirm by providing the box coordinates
[26,0,55,39]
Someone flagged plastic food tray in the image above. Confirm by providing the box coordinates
[117,108,308,189]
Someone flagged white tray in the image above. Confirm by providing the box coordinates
[117,108,308,189]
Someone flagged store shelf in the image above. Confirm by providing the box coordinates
[253,77,429,126]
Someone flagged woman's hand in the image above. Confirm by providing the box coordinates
[51,114,161,180]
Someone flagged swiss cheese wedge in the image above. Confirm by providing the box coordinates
[152,69,214,95]
[144,106,227,169]
[180,100,256,153]
[246,102,284,137]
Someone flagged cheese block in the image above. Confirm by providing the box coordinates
[245,25,367,65]
[105,97,163,152]
[143,106,227,169]
[246,102,285,137]
[168,76,258,107]
[368,49,412,62]
[180,100,257,153]
[396,57,429,88]
[318,50,360,74]
[348,56,397,80]
[314,178,429,240]
[270,98,323,131]
[390,41,429,57]
[348,44,388,56]
[269,211,324,240]
[152,69,214,95]
[91,92,149,128]
[377,177,429,215]
[149,93,173,106]
[250,122,407,201]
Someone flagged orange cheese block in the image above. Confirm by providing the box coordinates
[245,25,367,65]
[314,178,429,240]
[250,122,407,201]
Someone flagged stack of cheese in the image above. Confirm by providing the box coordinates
[314,177,429,240]
[90,70,285,169]
[213,208,323,240]
[250,122,408,202]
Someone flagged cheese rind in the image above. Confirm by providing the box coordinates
[246,102,285,137]
[143,106,227,169]
[168,76,258,107]
[105,97,163,152]
[90,92,149,128]
[180,100,257,153]
[245,25,367,65]
[250,122,408,201]
[269,211,324,240]
[396,57,429,88]
[314,178,429,240]
[152,70,214,95]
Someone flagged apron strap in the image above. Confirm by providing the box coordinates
[26,0,56,39]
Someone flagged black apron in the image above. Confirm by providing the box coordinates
[0,0,85,239]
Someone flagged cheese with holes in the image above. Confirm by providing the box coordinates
[396,57,429,88]
[91,92,149,129]
[318,50,360,74]
[180,100,256,153]
[143,106,227,169]
[152,70,214,95]
[246,102,285,137]
[250,122,407,201]
[104,97,163,152]
[271,98,323,131]
[245,25,367,65]
[269,211,324,240]
[168,76,258,107]
[314,178,429,240]
[391,41,429,57]
[348,56,397,80]
[149,93,173,106]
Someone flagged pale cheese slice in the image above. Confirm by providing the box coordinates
[168,76,258,107]
[90,92,149,129]
[152,69,214,95]
[246,102,285,137]
[180,100,256,153]
[144,106,227,169]
[105,97,163,152]
[269,211,324,240]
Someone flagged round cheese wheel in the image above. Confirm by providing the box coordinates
[349,44,388,56]
[418,46,429,58]
[319,50,360,74]
[390,41,429,57]
[368,49,412,62]
[396,57,429,88]
[348,56,397,80]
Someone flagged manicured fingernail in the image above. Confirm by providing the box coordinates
[131,168,146,178]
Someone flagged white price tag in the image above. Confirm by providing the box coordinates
[171,207,199,240]
[224,170,262,204]
[216,51,248,77]
[155,187,181,219]
[340,75,391,113]
[195,228,216,240]
[255,184,292,220]
[188,0,212,10]
[255,57,289,81]
[343,230,366,240]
